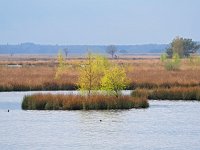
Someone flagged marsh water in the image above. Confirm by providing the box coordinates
[0,91,200,150]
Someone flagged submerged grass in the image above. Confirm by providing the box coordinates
[132,87,200,100]
[22,94,149,110]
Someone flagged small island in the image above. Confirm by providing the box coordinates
[22,94,149,110]
[22,53,149,110]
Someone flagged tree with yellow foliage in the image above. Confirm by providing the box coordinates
[76,52,128,97]
[101,65,128,97]
[78,53,109,96]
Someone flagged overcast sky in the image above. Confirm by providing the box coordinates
[0,0,200,45]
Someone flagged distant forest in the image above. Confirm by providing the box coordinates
[0,43,168,55]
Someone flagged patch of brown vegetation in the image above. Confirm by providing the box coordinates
[22,94,149,110]
[0,58,200,91]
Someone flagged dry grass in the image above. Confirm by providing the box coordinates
[0,58,200,91]
[126,59,200,89]
[132,87,200,100]
[22,94,149,110]
[0,66,78,91]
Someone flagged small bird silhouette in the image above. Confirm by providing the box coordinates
[8,109,9,112]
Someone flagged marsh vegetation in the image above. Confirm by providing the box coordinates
[1,37,200,107]
[22,94,148,110]
[0,57,200,91]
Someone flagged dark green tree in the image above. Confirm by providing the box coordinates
[166,37,200,58]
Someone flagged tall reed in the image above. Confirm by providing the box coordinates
[132,87,200,100]
[22,94,149,110]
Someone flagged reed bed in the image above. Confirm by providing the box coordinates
[0,66,78,91]
[132,87,200,100]
[1,58,200,91]
[22,94,149,110]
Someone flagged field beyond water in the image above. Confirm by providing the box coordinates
[0,55,200,92]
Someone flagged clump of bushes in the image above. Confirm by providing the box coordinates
[160,53,181,71]
[22,94,149,110]
[132,87,200,100]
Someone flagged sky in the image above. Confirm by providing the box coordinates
[0,0,200,45]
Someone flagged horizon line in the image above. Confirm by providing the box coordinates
[0,42,169,46]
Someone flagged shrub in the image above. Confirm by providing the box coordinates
[160,53,167,62]
[164,53,181,71]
